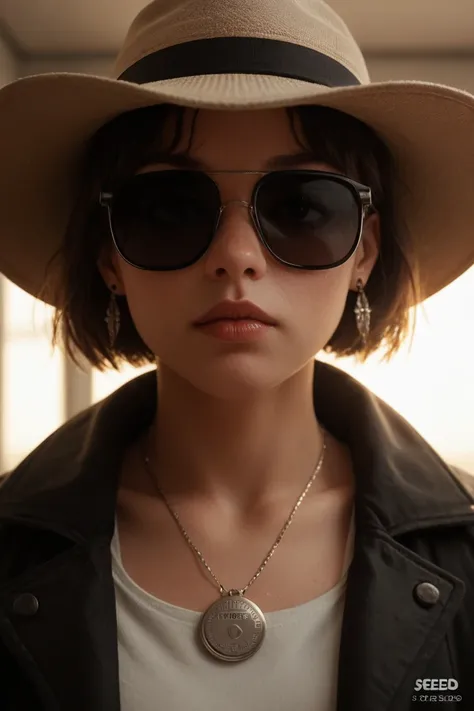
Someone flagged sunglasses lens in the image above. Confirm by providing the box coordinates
[107,170,363,271]
[255,172,361,268]
[109,171,220,269]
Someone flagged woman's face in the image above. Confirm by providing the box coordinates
[99,107,380,397]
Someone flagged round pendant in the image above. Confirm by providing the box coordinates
[200,593,266,662]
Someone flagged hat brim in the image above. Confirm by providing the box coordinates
[1,71,474,306]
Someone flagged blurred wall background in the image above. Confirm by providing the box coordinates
[1,1,474,474]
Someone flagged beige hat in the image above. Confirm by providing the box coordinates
[1,0,474,306]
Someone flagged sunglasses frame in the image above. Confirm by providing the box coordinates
[99,169,374,272]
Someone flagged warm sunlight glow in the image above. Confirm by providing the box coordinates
[1,266,473,473]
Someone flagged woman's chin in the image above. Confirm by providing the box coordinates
[182,363,290,400]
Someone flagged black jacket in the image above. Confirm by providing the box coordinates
[1,360,474,711]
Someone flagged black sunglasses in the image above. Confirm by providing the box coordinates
[99,169,374,271]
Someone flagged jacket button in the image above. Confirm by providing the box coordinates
[12,593,39,616]
[414,582,440,607]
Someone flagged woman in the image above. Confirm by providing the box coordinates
[0,0,474,709]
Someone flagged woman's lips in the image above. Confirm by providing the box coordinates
[195,318,274,341]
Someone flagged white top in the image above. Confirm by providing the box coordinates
[111,506,355,711]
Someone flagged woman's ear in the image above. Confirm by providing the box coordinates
[350,212,380,289]
[97,246,125,294]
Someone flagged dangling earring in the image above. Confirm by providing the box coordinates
[354,278,371,346]
[105,284,121,348]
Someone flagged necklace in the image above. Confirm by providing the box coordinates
[141,427,327,662]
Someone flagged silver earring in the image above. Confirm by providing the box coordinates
[354,278,371,346]
[105,285,121,348]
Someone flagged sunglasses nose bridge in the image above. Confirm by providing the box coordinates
[215,199,261,238]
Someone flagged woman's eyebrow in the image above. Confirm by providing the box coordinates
[142,150,325,170]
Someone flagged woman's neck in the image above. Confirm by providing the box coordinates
[131,360,350,512]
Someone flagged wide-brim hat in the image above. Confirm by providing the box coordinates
[1,0,474,307]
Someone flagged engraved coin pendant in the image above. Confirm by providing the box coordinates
[201,593,266,662]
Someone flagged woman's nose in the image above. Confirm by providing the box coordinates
[215,199,259,233]
[202,200,270,277]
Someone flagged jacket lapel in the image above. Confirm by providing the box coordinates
[0,360,473,711]
[0,370,153,710]
[0,536,121,711]
[337,527,466,710]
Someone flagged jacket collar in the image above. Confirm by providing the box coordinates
[2,360,474,711]
[1,359,473,542]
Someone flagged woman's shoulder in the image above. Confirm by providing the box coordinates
[448,465,474,499]
[0,471,10,488]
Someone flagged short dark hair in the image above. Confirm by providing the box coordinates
[37,103,421,372]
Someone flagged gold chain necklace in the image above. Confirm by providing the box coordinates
[141,427,327,662]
